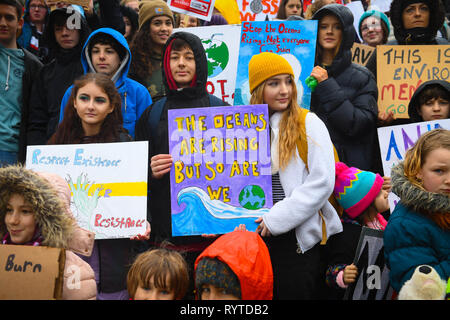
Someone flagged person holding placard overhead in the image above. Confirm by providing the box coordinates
[0,165,97,300]
[309,3,378,172]
[247,51,342,300]
[49,73,150,300]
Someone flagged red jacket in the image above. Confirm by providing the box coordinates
[194,230,273,300]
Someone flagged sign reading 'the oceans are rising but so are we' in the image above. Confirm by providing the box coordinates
[168,105,272,236]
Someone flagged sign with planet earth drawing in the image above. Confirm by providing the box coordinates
[168,104,272,236]
[174,25,241,105]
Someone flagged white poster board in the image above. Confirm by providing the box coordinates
[346,1,365,42]
[377,119,449,211]
[369,0,392,13]
[174,25,241,105]
[26,142,148,239]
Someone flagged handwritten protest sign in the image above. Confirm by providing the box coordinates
[377,119,450,211]
[46,0,90,10]
[168,0,216,22]
[168,105,272,236]
[377,45,450,119]
[344,228,394,300]
[234,20,317,109]
[0,245,65,300]
[238,0,280,21]
[26,142,148,239]
[351,43,375,66]
[174,25,241,104]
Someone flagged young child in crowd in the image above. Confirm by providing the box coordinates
[127,247,189,300]
[194,229,273,300]
[0,165,97,300]
[322,162,390,299]
[384,129,450,294]
[408,80,450,123]
[247,51,342,299]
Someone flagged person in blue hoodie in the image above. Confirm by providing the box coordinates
[58,27,152,138]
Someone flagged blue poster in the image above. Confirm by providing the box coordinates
[234,20,318,109]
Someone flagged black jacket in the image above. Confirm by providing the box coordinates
[311,4,378,171]
[135,31,229,245]
[18,47,43,163]
[27,9,91,146]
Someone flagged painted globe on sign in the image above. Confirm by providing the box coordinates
[202,34,229,78]
[238,185,266,210]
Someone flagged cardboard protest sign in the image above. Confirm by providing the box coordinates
[168,105,272,236]
[377,119,450,211]
[238,0,281,21]
[174,25,241,105]
[344,228,395,300]
[26,142,148,239]
[377,45,450,119]
[351,43,375,66]
[168,0,216,22]
[0,245,65,300]
[46,0,90,10]
[234,20,317,109]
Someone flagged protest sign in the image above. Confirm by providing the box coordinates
[377,119,450,211]
[0,245,65,300]
[168,105,272,236]
[303,0,343,14]
[238,0,281,21]
[234,20,317,109]
[351,43,375,66]
[344,227,394,300]
[46,0,90,10]
[377,45,450,119]
[26,142,148,239]
[168,0,216,22]
[174,25,241,104]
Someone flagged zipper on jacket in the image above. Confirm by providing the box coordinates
[296,242,304,254]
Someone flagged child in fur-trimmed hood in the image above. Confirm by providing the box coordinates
[384,129,450,293]
[0,165,96,299]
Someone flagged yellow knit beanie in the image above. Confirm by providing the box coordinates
[248,52,294,93]
[138,0,174,31]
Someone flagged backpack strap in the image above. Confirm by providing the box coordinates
[295,108,342,245]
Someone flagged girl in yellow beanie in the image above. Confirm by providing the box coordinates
[248,52,342,299]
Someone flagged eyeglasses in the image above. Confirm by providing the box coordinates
[30,4,47,10]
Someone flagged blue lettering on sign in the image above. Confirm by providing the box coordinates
[386,130,402,161]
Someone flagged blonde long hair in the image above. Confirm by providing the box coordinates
[250,75,305,169]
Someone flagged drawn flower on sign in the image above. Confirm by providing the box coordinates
[67,173,103,231]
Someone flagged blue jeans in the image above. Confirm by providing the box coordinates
[0,150,18,167]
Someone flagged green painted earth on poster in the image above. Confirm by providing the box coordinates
[202,35,229,77]
[238,185,266,210]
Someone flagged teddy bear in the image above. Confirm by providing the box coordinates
[398,265,447,300]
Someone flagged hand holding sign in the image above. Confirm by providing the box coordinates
[151,154,173,179]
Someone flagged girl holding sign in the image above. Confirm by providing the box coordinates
[309,4,378,172]
[248,52,342,299]
[49,73,150,300]
[384,129,450,294]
